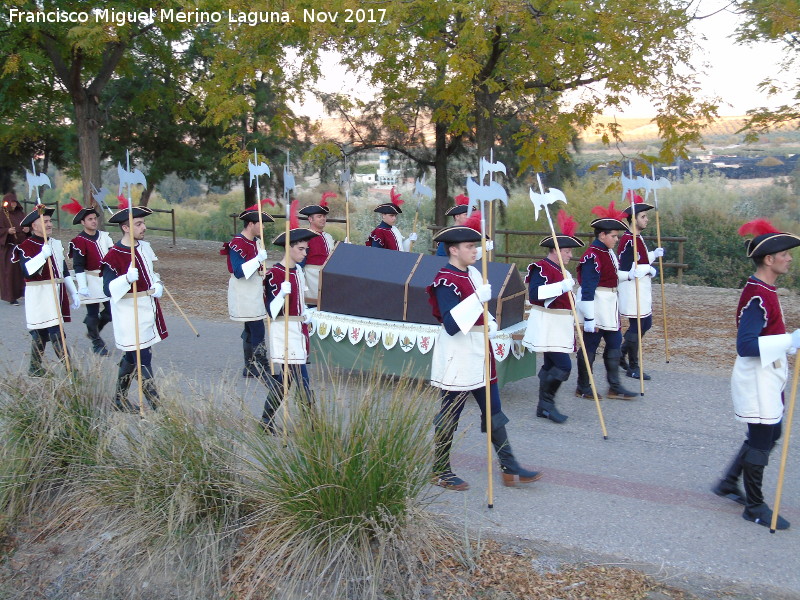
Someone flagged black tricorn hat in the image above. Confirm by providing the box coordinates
[540,234,585,249]
[272,228,319,247]
[374,202,402,215]
[72,207,99,225]
[299,204,330,217]
[433,225,483,245]
[621,193,655,218]
[238,209,275,224]
[20,206,55,227]
[108,206,153,224]
[739,219,800,258]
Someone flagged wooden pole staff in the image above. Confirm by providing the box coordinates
[651,165,670,362]
[282,153,292,440]
[36,205,71,373]
[479,205,494,509]
[161,285,198,337]
[770,354,799,532]
[626,163,645,396]
[123,151,145,415]
[533,175,607,438]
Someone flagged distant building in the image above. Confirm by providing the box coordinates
[376,151,402,187]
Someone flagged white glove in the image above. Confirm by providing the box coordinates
[653,247,664,259]
[486,240,494,252]
[256,249,268,261]
[561,277,575,293]
[791,329,800,350]
[126,267,139,283]
[301,310,313,324]
[583,319,596,333]
[648,266,657,277]
[628,267,645,280]
[279,281,292,298]
[75,271,90,297]
[153,281,164,298]
[476,283,492,303]
[488,320,498,339]
[70,294,82,309]
[407,232,418,242]
[344,237,350,244]
[40,244,52,259]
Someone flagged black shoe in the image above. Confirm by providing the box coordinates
[537,405,568,423]
[431,471,470,491]
[743,504,790,530]
[626,368,651,381]
[712,480,746,505]
[10,300,20,306]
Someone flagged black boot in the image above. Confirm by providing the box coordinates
[49,332,71,369]
[536,366,569,423]
[28,331,48,377]
[260,375,283,434]
[84,315,109,356]
[114,357,139,413]
[491,412,542,487]
[619,335,631,371]
[432,413,469,491]
[712,442,747,505]
[742,446,789,529]
[98,306,112,332]
[242,341,257,378]
[624,330,650,380]
[604,348,637,399]
[575,351,596,398]
[141,365,159,411]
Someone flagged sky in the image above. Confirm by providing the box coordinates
[293,1,794,121]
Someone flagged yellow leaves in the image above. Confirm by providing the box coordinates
[2,54,21,76]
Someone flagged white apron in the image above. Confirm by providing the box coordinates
[79,231,113,305]
[303,264,323,304]
[269,317,307,364]
[430,327,487,391]
[522,304,574,353]
[110,242,162,350]
[618,276,653,318]
[575,286,619,331]
[228,273,267,321]
[24,239,67,330]
[731,355,787,424]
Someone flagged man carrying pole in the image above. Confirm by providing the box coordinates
[712,219,800,530]
[365,188,417,251]
[427,225,541,492]
[102,206,167,413]
[12,206,81,376]
[299,192,336,304]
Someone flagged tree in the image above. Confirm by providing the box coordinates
[323,0,718,223]
[734,0,800,136]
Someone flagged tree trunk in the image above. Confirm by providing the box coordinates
[434,121,449,226]
[73,91,104,220]
[139,186,153,206]
[243,172,256,208]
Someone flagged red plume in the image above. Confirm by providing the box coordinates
[245,203,258,211]
[61,198,83,215]
[246,198,275,212]
[117,195,129,210]
[738,219,780,237]
[289,199,299,229]
[557,209,578,237]
[390,186,404,206]
[261,197,275,207]
[455,194,469,206]
[464,210,482,233]
[625,191,644,204]
[590,201,626,221]
[321,191,337,207]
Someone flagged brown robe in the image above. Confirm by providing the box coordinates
[0,199,26,303]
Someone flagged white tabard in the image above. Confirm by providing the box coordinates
[24,239,68,330]
[575,286,620,331]
[269,317,307,364]
[79,231,113,305]
[522,304,574,353]
[228,272,266,321]
[618,275,653,318]
[110,241,163,351]
[731,355,787,424]
[431,326,487,391]
[303,265,323,304]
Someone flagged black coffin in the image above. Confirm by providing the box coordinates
[317,244,526,328]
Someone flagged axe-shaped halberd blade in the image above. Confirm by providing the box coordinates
[248,159,271,185]
[415,173,433,200]
[26,170,51,199]
[479,156,507,184]
[620,172,649,202]
[117,162,147,197]
[339,167,351,186]
[465,176,508,208]
[283,165,296,194]
[529,186,567,222]
[91,183,113,213]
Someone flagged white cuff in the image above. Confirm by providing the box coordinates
[449,292,484,334]
[635,264,651,278]
[647,250,655,264]
[25,252,47,275]
[269,294,286,320]
[63,275,78,297]
[577,300,595,322]
[537,282,562,300]
[402,238,412,252]
[758,333,792,368]
[109,274,131,303]
[75,271,89,290]
[241,256,261,279]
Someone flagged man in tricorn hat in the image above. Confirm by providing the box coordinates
[299,192,336,303]
[260,227,319,433]
[436,194,471,256]
[222,207,272,378]
[617,193,665,380]
[62,200,115,355]
[522,210,584,423]
[102,206,167,412]
[427,225,541,491]
[712,219,800,530]
[365,187,417,251]
[11,207,82,375]
[575,202,638,400]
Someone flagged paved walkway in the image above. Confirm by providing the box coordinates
[1,302,798,599]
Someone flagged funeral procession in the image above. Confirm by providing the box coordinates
[2,2,800,599]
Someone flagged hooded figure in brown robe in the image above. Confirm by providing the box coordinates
[0,192,26,304]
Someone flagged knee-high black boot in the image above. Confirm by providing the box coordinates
[624,329,650,380]
[432,412,469,491]
[49,331,71,368]
[575,351,596,398]
[29,332,48,377]
[141,365,159,410]
[742,445,789,529]
[114,357,138,413]
[241,330,258,378]
[491,412,542,487]
[619,332,631,371]
[84,314,109,356]
[537,366,569,423]
[604,348,637,399]
[260,375,284,434]
[712,441,747,505]
[98,306,112,332]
